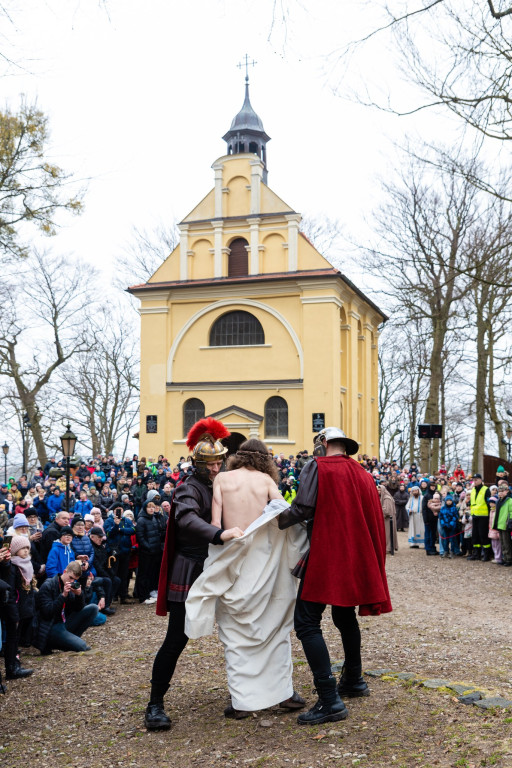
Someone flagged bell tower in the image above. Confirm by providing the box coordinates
[222,58,271,183]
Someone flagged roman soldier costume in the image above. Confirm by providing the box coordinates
[145,417,229,731]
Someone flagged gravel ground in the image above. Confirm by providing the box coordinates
[2,531,512,768]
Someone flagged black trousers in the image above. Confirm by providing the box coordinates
[150,601,188,700]
[136,550,161,602]
[294,578,361,681]
[116,553,131,599]
[472,516,490,550]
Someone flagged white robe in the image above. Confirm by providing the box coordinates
[185,499,308,712]
[406,493,425,547]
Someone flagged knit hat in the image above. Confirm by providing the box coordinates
[84,514,94,522]
[10,534,30,555]
[59,526,73,537]
[91,507,101,516]
[13,514,30,529]
[90,526,104,537]
[497,465,505,473]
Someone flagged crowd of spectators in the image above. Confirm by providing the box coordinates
[1,447,510,696]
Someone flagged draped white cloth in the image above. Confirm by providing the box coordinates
[185,499,308,711]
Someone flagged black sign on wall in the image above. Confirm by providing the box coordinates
[146,415,158,434]
[312,413,325,432]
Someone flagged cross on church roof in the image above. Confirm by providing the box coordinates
[237,53,257,82]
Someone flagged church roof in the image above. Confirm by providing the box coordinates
[222,81,270,142]
[128,268,388,322]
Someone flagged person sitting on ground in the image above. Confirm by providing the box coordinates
[34,560,99,653]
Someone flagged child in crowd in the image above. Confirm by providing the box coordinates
[438,494,461,558]
[9,535,38,647]
[459,492,473,557]
[488,495,502,564]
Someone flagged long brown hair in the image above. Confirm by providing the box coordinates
[227,439,279,483]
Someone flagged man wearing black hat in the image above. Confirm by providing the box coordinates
[279,428,391,726]
[468,474,491,561]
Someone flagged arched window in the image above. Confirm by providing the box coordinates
[210,311,264,346]
[265,396,288,438]
[228,238,249,277]
[183,398,205,438]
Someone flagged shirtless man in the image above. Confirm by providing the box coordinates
[211,438,282,531]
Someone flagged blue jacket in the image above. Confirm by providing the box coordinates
[438,499,458,529]
[74,499,93,518]
[71,533,95,567]
[105,516,136,555]
[46,539,75,577]
[47,494,63,517]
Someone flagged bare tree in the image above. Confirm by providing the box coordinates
[59,309,139,457]
[121,220,179,285]
[0,250,94,466]
[299,214,346,270]
[341,1,512,141]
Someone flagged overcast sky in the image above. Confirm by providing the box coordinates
[2,0,460,290]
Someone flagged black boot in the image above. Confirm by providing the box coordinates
[144,698,171,731]
[297,675,348,726]
[0,670,6,694]
[337,664,370,698]
[481,548,492,562]
[6,660,34,680]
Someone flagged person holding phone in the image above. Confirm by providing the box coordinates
[34,560,99,653]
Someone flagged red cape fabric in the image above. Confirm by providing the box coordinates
[301,455,392,616]
[156,502,176,617]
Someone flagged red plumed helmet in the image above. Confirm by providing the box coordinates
[186,417,230,462]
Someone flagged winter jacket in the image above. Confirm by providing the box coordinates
[105,517,136,555]
[46,540,75,578]
[74,499,94,518]
[438,500,458,530]
[34,574,86,651]
[136,507,167,554]
[90,541,114,579]
[71,533,95,567]
[47,494,63,517]
[33,495,51,523]
[41,520,67,563]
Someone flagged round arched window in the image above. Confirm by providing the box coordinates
[209,311,264,346]
[265,396,288,438]
[183,398,205,438]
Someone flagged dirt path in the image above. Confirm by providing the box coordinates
[2,532,512,768]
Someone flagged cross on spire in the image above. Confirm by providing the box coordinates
[237,54,257,82]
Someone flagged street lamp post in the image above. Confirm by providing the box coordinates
[398,436,404,469]
[2,442,8,484]
[60,424,77,512]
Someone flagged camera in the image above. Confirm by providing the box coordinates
[71,580,81,590]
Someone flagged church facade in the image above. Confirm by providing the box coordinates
[129,80,386,461]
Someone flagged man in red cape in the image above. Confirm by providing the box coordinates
[144,418,244,731]
[279,427,392,725]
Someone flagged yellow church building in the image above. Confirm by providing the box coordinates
[129,78,386,461]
